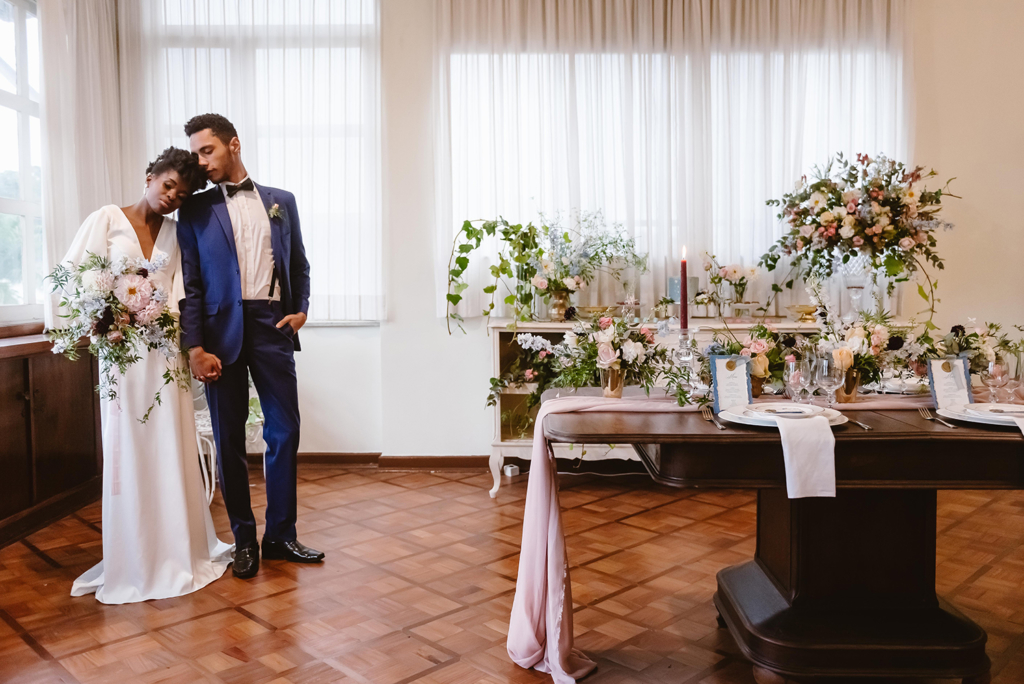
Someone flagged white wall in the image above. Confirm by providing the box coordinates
[295,0,1024,457]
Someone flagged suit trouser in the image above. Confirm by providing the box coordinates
[206,300,300,546]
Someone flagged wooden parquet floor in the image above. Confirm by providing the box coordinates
[4,466,1024,684]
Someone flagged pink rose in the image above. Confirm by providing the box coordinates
[719,267,728,278]
[749,339,769,355]
[915,231,928,244]
[898,237,915,250]
[538,350,549,358]
[740,348,752,357]
[827,226,836,236]
[640,327,655,344]
[799,225,814,238]
[846,201,857,213]
[597,342,619,368]
[106,330,124,343]
[598,317,613,330]
[852,236,864,247]
[871,334,883,347]
[530,275,548,290]
[785,354,796,362]
[524,369,536,381]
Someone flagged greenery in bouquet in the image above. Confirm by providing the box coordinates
[445,211,647,333]
[703,252,757,304]
[486,333,561,439]
[924,321,1015,374]
[759,153,956,328]
[550,317,669,393]
[47,252,190,423]
[705,322,803,386]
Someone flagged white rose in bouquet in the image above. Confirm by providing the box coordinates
[595,326,616,344]
[833,346,855,372]
[562,277,578,291]
[563,330,579,349]
[597,342,620,369]
[839,225,855,239]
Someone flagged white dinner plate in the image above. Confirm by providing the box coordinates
[964,403,1024,418]
[938,405,1019,427]
[718,407,848,428]
[744,402,824,418]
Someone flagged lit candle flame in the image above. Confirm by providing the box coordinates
[681,246,687,260]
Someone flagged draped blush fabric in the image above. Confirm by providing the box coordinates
[38,0,124,327]
[435,0,912,318]
[118,0,384,321]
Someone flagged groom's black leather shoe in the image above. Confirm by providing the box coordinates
[232,543,260,579]
[262,539,325,563]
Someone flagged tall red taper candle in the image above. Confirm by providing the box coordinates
[680,246,688,331]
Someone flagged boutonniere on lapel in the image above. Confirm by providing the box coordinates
[268,203,284,220]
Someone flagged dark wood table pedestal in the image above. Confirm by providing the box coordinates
[541,409,1023,683]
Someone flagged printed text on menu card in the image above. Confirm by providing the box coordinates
[928,358,973,408]
[712,356,753,414]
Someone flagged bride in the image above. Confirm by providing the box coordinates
[60,147,234,604]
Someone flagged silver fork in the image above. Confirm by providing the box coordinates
[919,407,957,429]
[701,406,726,430]
[847,418,873,431]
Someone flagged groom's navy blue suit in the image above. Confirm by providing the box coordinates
[178,184,310,546]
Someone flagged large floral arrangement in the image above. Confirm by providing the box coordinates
[47,252,190,422]
[445,212,647,333]
[759,153,955,326]
[550,317,668,393]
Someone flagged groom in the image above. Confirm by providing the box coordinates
[177,113,324,579]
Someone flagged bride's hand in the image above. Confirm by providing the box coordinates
[189,347,223,382]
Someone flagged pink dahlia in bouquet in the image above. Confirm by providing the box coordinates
[47,252,190,422]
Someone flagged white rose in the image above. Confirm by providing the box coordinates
[842,214,856,227]
[799,225,814,238]
[563,331,578,348]
[842,189,861,204]
[876,214,890,228]
[596,327,616,344]
[81,270,99,291]
[834,205,848,218]
[561,257,570,266]
[621,340,639,363]
[563,277,578,291]
[839,225,855,239]
[597,342,620,369]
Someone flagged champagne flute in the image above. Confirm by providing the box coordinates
[981,353,1009,403]
[798,356,817,404]
[784,358,802,402]
[815,355,846,409]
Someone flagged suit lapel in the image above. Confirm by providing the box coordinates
[210,190,238,263]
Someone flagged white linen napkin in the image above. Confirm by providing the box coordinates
[775,415,836,498]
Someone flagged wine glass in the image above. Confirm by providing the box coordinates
[784,358,802,402]
[981,353,1010,403]
[815,355,846,409]
[797,357,817,404]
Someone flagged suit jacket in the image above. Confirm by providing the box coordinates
[177,183,310,366]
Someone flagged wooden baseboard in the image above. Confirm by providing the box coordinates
[0,477,102,549]
[246,452,380,465]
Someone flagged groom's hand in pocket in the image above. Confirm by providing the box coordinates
[189,347,223,383]
[276,312,307,334]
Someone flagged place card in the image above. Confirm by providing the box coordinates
[927,357,974,409]
[710,355,753,414]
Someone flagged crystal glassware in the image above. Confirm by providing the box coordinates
[784,359,802,402]
[797,357,817,403]
[981,353,1010,403]
[815,355,846,409]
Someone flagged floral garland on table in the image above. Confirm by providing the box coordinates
[47,252,191,423]
[759,153,956,328]
[445,212,647,333]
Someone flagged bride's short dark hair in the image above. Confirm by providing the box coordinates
[183,113,238,145]
[146,147,207,194]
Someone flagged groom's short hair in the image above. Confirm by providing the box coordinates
[184,113,238,145]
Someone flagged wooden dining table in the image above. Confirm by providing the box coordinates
[542,408,1024,684]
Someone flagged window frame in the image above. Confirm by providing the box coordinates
[0,0,42,326]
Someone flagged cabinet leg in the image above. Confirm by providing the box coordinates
[716,612,727,629]
[752,666,794,684]
[489,451,503,498]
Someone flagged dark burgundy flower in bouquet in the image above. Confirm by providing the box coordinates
[886,335,905,351]
[93,306,115,336]
[950,324,966,337]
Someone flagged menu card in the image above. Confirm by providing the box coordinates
[710,355,753,414]
[927,358,974,408]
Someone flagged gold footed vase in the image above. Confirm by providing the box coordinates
[548,291,570,322]
[601,367,624,399]
[836,369,861,403]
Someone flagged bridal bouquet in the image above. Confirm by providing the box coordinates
[47,252,191,422]
[760,153,955,325]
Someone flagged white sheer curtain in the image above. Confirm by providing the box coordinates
[435,0,911,317]
[39,0,123,327]
[119,0,383,322]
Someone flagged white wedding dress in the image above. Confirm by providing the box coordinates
[63,205,233,604]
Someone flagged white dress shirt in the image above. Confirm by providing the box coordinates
[221,176,278,301]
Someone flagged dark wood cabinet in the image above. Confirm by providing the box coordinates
[0,335,102,547]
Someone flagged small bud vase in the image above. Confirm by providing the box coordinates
[600,367,624,399]
[548,291,570,322]
[835,368,860,403]
[751,376,764,398]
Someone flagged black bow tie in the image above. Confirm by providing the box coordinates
[225,178,255,197]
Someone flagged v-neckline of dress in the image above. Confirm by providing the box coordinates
[117,206,166,262]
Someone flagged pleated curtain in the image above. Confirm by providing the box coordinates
[435,0,912,317]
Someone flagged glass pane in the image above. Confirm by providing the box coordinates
[0,1,15,94]
[27,10,39,101]
[32,215,43,304]
[29,115,40,201]
[0,213,23,305]
[0,106,17,200]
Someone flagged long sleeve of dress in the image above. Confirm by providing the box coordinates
[47,206,112,330]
